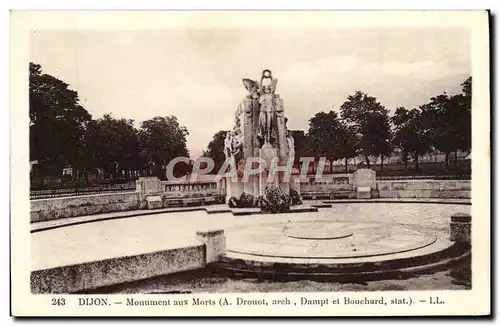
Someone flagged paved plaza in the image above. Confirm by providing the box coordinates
[32,202,470,272]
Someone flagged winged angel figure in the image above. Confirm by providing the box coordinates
[242,70,278,146]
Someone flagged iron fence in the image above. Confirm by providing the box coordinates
[376,175,471,181]
[30,184,137,200]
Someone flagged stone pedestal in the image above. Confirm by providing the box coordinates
[136,177,162,195]
[353,168,376,189]
[450,213,471,243]
[356,186,371,199]
[196,229,226,263]
[136,177,163,209]
[259,143,279,196]
[146,195,163,210]
[353,168,376,199]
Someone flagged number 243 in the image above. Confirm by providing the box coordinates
[52,298,65,306]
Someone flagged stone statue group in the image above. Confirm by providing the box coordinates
[224,69,295,160]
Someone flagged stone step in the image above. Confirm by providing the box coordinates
[215,243,470,281]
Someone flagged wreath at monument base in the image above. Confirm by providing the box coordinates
[256,185,291,214]
[228,192,255,208]
[228,186,301,213]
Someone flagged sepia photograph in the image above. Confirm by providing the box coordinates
[10,10,490,316]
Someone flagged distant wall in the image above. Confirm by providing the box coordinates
[299,175,470,200]
[30,192,140,222]
[30,176,471,223]
[30,178,226,223]
[300,174,353,193]
[376,180,471,199]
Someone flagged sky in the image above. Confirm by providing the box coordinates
[31,28,470,158]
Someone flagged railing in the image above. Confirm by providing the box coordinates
[162,181,224,198]
[30,184,137,200]
[376,175,471,181]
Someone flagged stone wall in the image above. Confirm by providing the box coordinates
[299,175,470,199]
[30,176,471,223]
[300,174,353,192]
[31,244,205,293]
[31,229,226,293]
[376,180,471,199]
[31,192,140,222]
[30,178,226,223]
[299,174,355,199]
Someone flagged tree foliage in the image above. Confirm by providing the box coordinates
[307,111,341,163]
[29,62,92,176]
[391,107,432,171]
[306,111,358,172]
[138,116,190,179]
[202,130,229,173]
[290,130,311,166]
[420,77,471,168]
[85,114,140,178]
[340,91,392,168]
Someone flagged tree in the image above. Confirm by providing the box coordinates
[202,130,229,173]
[307,111,339,172]
[340,91,392,170]
[85,114,140,180]
[29,62,92,177]
[421,77,471,169]
[456,77,472,153]
[138,116,189,179]
[391,107,432,172]
[336,125,359,173]
[306,110,358,173]
[290,130,310,167]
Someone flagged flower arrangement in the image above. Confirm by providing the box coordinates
[229,186,300,213]
[258,185,291,214]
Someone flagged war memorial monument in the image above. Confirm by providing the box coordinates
[29,70,472,295]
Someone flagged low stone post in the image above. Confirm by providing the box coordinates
[196,229,226,264]
[450,213,471,243]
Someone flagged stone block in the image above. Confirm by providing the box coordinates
[356,186,371,199]
[31,211,41,223]
[196,229,226,263]
[392,182,408,190]
[398,190,416,198]
[450,213,471,243]
[353,168,376,190]
[146,195,163,210]
[136,177,162,195]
